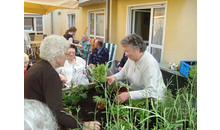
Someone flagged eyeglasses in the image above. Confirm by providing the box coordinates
[64,53,69,56]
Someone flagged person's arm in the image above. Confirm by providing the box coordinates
[101,49,109,64]
[114,59,129,81]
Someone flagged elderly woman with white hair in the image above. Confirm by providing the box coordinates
[24,35,101,130]
[77,34,91,60]
[24,99,58,130]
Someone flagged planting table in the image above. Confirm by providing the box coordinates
[159,62,188,96]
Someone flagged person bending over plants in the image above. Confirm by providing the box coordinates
[107,33,166,104]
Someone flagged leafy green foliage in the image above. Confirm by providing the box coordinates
[62,84,89,112]
[88,64,109,83]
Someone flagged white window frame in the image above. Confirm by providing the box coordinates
[126,2,167,62]
[66,12,76,29]
[66,12,76,39]
[24,13,44,34]
[87,8,105,41]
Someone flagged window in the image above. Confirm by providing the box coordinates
[66,13,76,39]
[24,14,43,34]
[127,2,167,63]
[67,13,76,29]
[88,10,105,41]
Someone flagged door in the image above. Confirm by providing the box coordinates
[127,3,166,63]
[132,9,151,45]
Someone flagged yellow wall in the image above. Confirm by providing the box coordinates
[43,0,197,63]
[111,0,197,62]
[163,0,197,63]
[60,3,106,42]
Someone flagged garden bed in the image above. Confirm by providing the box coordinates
[61,64,197,130]
[72,87,106,123]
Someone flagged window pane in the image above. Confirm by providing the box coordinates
[90,13,94,35]
[36,17,43,31]
[96,13,104,36]
[24,17,34,31]
[151,8,165,45]
[151,47,161,63]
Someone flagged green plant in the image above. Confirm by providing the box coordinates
[93,95,106,104]
[88,64,109,94]
[93,95,107,110]
[88,64,109,83]
[62,84,89,112]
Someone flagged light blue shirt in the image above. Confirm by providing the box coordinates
[97,46,104,54]
[78,40,91,58]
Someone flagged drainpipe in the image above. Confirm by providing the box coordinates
[105,0,109,43]
[51,12,54,34]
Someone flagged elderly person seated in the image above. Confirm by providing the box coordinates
[77,34,91,60]
[115,52,128,74]
[107,33,166,104]
[88,39,109,67]
[24,35,101,130]
[56,44,89,88]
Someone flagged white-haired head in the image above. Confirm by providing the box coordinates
[82,34,88,40]
[40,35,69,63]
[24,99,58,130]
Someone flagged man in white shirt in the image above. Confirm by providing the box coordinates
[107,34,166,104]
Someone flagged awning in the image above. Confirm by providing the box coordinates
[24,0,79,15]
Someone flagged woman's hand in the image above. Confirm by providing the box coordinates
[106,76,115,85]
[118,67,123,71]
[89,64,96,68]
[116,92,129,104]
[59,74,67,83]
[84,121,101,130]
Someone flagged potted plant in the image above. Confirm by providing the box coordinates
[114,82,130,95]
[62,84,89,113]
[88,64,109,94]
[93,95,106,110]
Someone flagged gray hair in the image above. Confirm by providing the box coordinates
[40,35,69,62]
[82,34,88,40]
[120,33,146,52]
[24,53,29,61]
[24,99,58,130]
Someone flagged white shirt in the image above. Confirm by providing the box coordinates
[56,56,87,87]
[114,51,166,100]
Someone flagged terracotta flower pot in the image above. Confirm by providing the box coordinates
[97,102,105,110]
[114,86,128,95]
[114,116,125,121]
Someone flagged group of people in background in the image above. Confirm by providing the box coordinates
[24,26,166,130]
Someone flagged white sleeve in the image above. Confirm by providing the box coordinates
[114,59,129,81]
